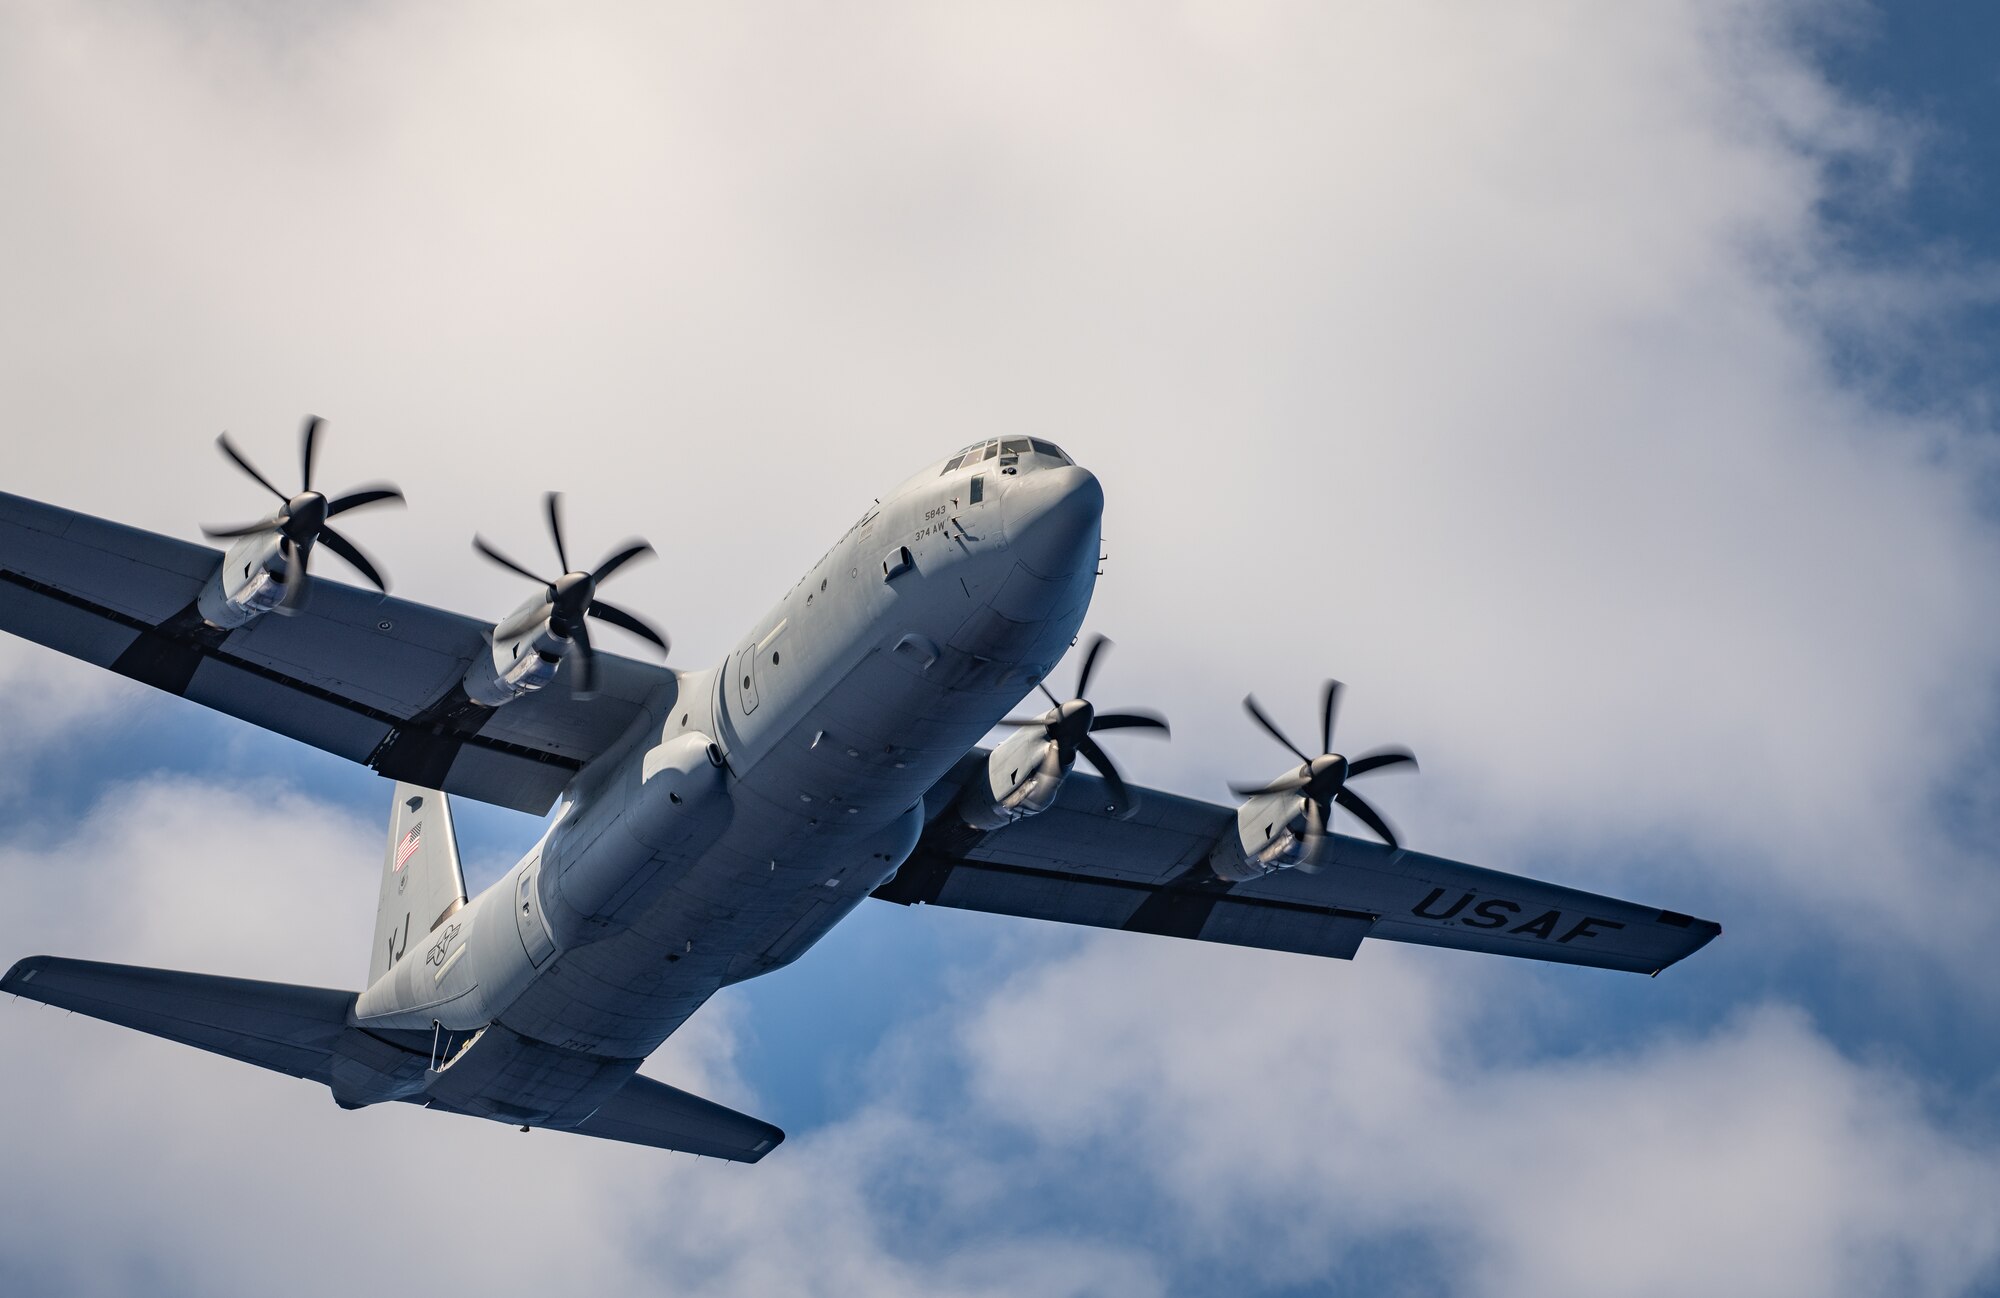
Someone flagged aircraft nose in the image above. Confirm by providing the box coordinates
[999,464,1103,578]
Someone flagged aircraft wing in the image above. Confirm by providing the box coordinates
[0,491,670,814]
[879,754,1721,975]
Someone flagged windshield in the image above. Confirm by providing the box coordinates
[940,438,1072,474]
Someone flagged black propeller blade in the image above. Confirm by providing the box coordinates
[1231,678,1416,854]
[1335,786,1399,849]
[1244,692,1313,766]
[473,491,669,696]
[202,415,406,607]
[1003,634,1168,809]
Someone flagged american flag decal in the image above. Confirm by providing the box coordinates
[394,822,422,872]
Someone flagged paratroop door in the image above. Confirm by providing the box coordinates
[514,853,556,966]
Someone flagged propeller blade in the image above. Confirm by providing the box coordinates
[278,539,309,612]
[998,714,1057,728]
[569,621,598,696]
[202,517,281,540]
[1037,681,1064,709]
[1347,747,1417,778]
[473,535,551,586]
[493,600,552,642]
[1244,694,1312,765]
[326,485,404,517]
[1296,798,1330,873]
[317,525,388,592]
[299,415,322,492]
[1075,634,1110,700]
[1320,678,1343,754]
[216,433,288,502]
[1089,710,1169,735]
[1229,770,1312,798]
[1335,787,1399,851]
[545,492,569,575]
[1075,735,1131,810]
[590,540,655,584]
[587,598,669,653]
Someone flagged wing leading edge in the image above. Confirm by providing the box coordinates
[881,753,1720,975]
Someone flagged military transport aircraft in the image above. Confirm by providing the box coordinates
[0,420,1718,1161]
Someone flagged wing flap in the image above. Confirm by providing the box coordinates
[3,956,357,1083]
[569,1074,785,1162]
[0,567,143,669]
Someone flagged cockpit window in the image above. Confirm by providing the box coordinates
[943,437,1072,474]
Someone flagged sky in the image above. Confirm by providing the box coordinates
[1,1,1998,1295]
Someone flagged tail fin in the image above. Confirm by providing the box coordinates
[370,783,467,985]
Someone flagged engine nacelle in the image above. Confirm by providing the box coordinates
[463,615,571,707]
[1208,792,1321,883]
[197,532,292,629]
[955,725,1069,831]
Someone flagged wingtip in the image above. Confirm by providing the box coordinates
[745,1125,787,1162]
[1646,911,1723,974]
[2,955,50,994]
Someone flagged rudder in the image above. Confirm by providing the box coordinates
[369,783,467,985]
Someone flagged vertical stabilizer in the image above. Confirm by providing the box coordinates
[369,783,467,985]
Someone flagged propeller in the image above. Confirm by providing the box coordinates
[473,491,668,697]
[202,415,405,608]
[999,634,1169,809]
[1230,678,1416,856]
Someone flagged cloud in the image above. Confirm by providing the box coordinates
[2,0,1996,975]
[3,0,2000,1294]
[960,935,2000,1298]
[0,774,1164,1298]
[3,776,1993,1298]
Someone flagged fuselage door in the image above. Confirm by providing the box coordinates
[514,852,556,967]
[736,645,761,715]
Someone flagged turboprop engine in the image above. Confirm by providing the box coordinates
[1209,678,1417,883]
[955,635,1167,831]
[195,416,404,627]
[463,492,669,705]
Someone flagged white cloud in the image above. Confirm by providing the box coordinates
[0,776,1163,1298]
[2,0,1996,971]
[3,777,1992,1297]
[961,935,2000,1298]
[3,0,2000,1293]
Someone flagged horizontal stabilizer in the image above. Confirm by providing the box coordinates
[570,1074,784,1162]
[3,956,356,1084]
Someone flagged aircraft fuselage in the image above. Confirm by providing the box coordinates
[347,444,1103,1124]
